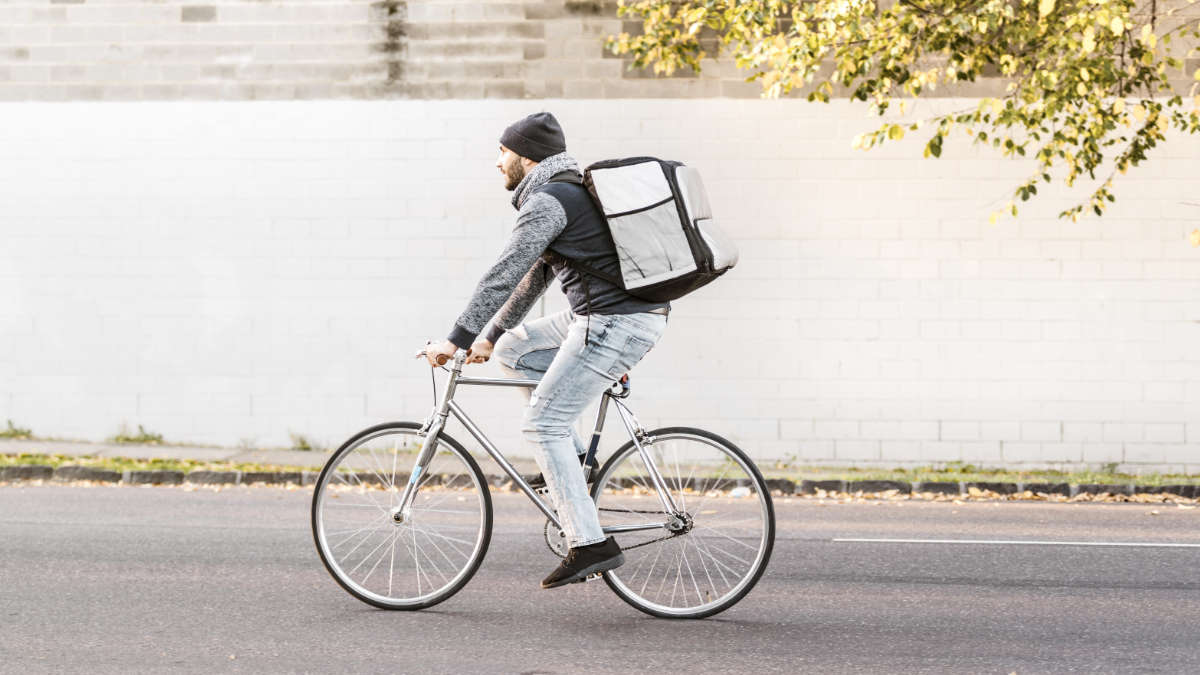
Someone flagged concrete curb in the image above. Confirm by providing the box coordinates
[53,465,121,483]
[1,465,53,481]
[241,471,303,485]
[914,481,962,495]
[965,481,1019,495]
[1,465,1198,501]
[124,470,185,485]
[186,471,242,485]
[1021,482,1071,496]
[846,480,910,493]
[799,479,846,494]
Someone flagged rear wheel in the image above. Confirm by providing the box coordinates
[591,427,774,619]
[311,422,492,610]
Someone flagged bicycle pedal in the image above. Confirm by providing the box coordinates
[582,572,603,582]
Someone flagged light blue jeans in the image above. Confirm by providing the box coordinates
[493,309,668,547]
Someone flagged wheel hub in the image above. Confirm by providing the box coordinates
[390,506,410,525]
[664,512,693,534]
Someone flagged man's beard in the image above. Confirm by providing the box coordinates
[503,157,526,191]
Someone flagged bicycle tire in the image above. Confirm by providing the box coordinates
[591,426,775,619]
[311,421,493,610]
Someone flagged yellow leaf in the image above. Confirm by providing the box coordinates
[1076,81,1087,95]
[1080,68,1089,82]
[1038,0,1055,19]
[1081,26,1096,54]
[851,133,864,150]
[1132,103,1146,121]
[1113,99,1125,114]
[888,125,905,140]
[991,98,1003,116]
[989,211,999,225]
[1110,16,1125,36]
[1191,229,1200,247]
[1194,68,1200,81]
[1156,114,1169,131]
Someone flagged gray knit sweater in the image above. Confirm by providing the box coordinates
[445,151,581,349]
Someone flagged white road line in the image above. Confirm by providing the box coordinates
[832,538,1200,548]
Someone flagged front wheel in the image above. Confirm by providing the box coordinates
[591,427,775,619]
[311,421,492,610]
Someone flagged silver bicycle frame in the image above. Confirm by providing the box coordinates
[393,351,681,535]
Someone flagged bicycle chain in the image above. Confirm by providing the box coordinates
[596,506,687,551]
[544,507,686,557]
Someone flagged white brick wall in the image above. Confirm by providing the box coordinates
[2,98,1199,472]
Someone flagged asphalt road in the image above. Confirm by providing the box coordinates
[2,485,1198,674]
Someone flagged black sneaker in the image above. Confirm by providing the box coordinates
[527,454,599,492]
[541,536,625,589]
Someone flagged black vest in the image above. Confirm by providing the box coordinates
[532,173,670,318]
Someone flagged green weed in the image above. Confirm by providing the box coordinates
[109,424,164,445]
[0,420,33,440]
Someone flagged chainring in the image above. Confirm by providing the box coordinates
[543,519,568,558]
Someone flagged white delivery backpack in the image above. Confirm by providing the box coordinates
[552,156,739,302]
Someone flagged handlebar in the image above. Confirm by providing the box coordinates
[413,345,473,368]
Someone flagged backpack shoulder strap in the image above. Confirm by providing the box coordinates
[536,171,623,287]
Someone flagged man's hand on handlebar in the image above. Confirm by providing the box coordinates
[424,340,459,368]
[466,339,493,365]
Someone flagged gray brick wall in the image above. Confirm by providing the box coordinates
[3,1,1195,100]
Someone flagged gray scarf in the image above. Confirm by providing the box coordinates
[510,151,582,211]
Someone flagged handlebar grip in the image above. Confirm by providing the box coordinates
[414,347,450,365]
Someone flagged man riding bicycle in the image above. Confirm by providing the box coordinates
[423,111,669,589]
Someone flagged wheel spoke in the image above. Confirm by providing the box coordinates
[679,537,704,606]
[414,529,454,585]
[692,525,760,554]
[687,535,721,599]
[690,537,745,579]
[360,530,401,586]
[413,526,476,551]
[348,529,397,577]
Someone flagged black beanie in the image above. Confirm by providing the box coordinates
[499,112,566,162]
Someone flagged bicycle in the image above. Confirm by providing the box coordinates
[310,348,775,619]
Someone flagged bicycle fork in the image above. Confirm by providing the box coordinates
[391,353,464,524]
